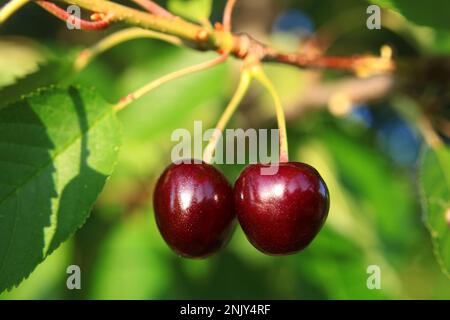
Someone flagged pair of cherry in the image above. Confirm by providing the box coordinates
[153,160,330,258]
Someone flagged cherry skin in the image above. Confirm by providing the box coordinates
[153,160,235,258]
[234,162,329,255]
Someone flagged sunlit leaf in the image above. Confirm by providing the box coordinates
[0,59,74,108]
[0,241,72,299]
[0,86,121,292]
[0,37,48,88]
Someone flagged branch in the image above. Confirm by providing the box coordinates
[262,45,394,75]
[56,0,206,43]
[0,0,395,74]
[114,54,228,112]
[223,0,237,32]
[74,27,183,71]
[49,0,394,74]
[36,1,110,30]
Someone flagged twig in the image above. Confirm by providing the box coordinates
[56,0,203,41]
[223,0,237,33]
[0,0,396,74]
[74,27,183,71]
[114,54,228,112]
[263,51,394,76]
[48,0,395,74]
[36,1,110,30]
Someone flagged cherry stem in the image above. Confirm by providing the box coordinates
[36,1,110,30]
[114,54,228,112]
[252,65,289,163]
[203,69,253,164]
[0,0,29,24]
[129,0,173,18]
[223,0,237,33]
[74,27,183,71]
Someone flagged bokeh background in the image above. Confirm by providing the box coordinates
[0,0,449,299]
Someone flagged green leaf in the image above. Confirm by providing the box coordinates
[369,0,450,31]
[0,86,121,293]
[168,0,212,23]
[0,59,74,109]
[0,241,72,299]
[419,145,450,278]
[0,37,48,89]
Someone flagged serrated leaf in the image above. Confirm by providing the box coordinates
[0,37,48,89]
[0,86,121,293]
[0,241,71,299]
[419,145,450,278]
[0,59,74,109]
[369,0,450,31]
[168,0,212,23]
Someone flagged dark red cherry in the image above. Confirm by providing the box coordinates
[153,160,235,258]
[234,162,329,255]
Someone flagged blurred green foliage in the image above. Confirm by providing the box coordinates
[0,0,449,299]
[420,146,450,278]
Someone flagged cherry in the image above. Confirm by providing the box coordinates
[153,160,236,258]
[234,162,329,255]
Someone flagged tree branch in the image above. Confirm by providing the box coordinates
[36,1,110,30]
[223,0,237,33]
[56,0,206,44]
[45,0,395,75]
